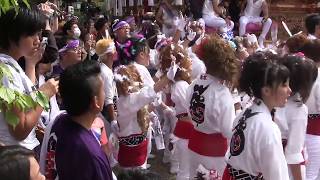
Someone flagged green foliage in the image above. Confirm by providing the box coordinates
[0,63,50,127]
[0,0,30,17]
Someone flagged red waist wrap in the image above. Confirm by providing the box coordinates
[307,114,320,136]
[188,129,228,157]
[118,138,148,167]
[173,120,194,139]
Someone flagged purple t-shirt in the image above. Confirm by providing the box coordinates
[50,113,112,180]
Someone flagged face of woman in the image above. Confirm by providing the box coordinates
[19,32,41,57]
[29,157,45,180]
[273,80,292,107]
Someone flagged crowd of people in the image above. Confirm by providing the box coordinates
[1,0,320,180]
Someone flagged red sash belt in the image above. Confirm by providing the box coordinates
[307,114,320,136]
[188,129,227,157]
[118,139,148,167]
[173,120,194,139]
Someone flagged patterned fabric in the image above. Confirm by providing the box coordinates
[308,114,320,119]
[119,133,147,146]
[228,164,263,180]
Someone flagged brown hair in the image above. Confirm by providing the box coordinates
[159,44,192,84]
[301,39,320,62]
[114,65,150,133]
[285,34,310,54]
[196,35,239,84]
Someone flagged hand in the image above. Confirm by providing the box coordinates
[174,16,186,32]
[166,61,179,82]
[37,3,54,18]
[24,47,45,67]
[225,18,232,26]
[38,78,59,98]
[110,120,120,135]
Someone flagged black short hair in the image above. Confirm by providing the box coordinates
[239,51,290,99]
[133,38,150,60]
[59,60,102,116]
[94,17,108,31]
[63,19,78,35]
[282,55,318,102]
[0,7,45,50]
[305,14,320,34]
[0,145,34,180]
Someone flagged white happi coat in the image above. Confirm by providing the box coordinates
[227,100,289,180]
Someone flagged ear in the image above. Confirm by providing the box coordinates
[92,96,102,110]
[261,86,271,97]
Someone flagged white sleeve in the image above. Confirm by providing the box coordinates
[171,81,189,113]
[102,73,115,105]
[258,128,290,180]
[124,86,157,113]
[285,105,308,164]
[314,83,320,112]
[216,90,235,139]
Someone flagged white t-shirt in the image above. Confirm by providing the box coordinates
[0,54,39,150]
[100,62,117,105]
[274,96,308,164]
[117,86,157,137]
[202,0,220,17]
[306,68,320,114]
[227,100,290,180]
[244,0,265,17]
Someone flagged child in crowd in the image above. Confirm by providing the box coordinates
[225,51,291,180]
[159,44,193,179]
[186,35,238,178]
[275,55,317,180]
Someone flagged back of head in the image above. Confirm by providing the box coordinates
[132,38,150,60]
[0,7,45,50]
[95,38,115,56]
[195,35,239,83]
[239,51,289,99]
[59,60,101,116]
[281,55,318,102]
[94,17,108,32]
[62,19,78,35]
[159,44,192,83]
[305,14,320,34]
[301,39,320,62]
[285,34,309,54]
[0,145,34,180]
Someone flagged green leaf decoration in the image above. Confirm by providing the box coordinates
[0,86,15,104]
[14,92,37,111]
[0,62,13,82]
[4,110,19,128]
[34,91,50,111]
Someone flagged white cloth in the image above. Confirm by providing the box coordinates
[202,0,220,18]
[100,63,117,105]
[187,48,206,80]
[244,0,265,17]
[38,75,61,128]
[175,138,190,180]
[274,96,308,165]
[306,69,320,114]
[133,62,155,87]
[306,134,320,180]
[171,80,189,115]
[226,101,290,180]
[117,86,157,137]
[307,34,317,40]
[186,74,235,138]
[185,74,235,177]
[0,54,39,150]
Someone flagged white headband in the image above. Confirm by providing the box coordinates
[98,42,116,57]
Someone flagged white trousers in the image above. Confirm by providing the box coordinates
[189,149,226,179]
[203,15,234,33]
[176,139,190,180]
[239,16,272,39]
[306,134,320,180]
